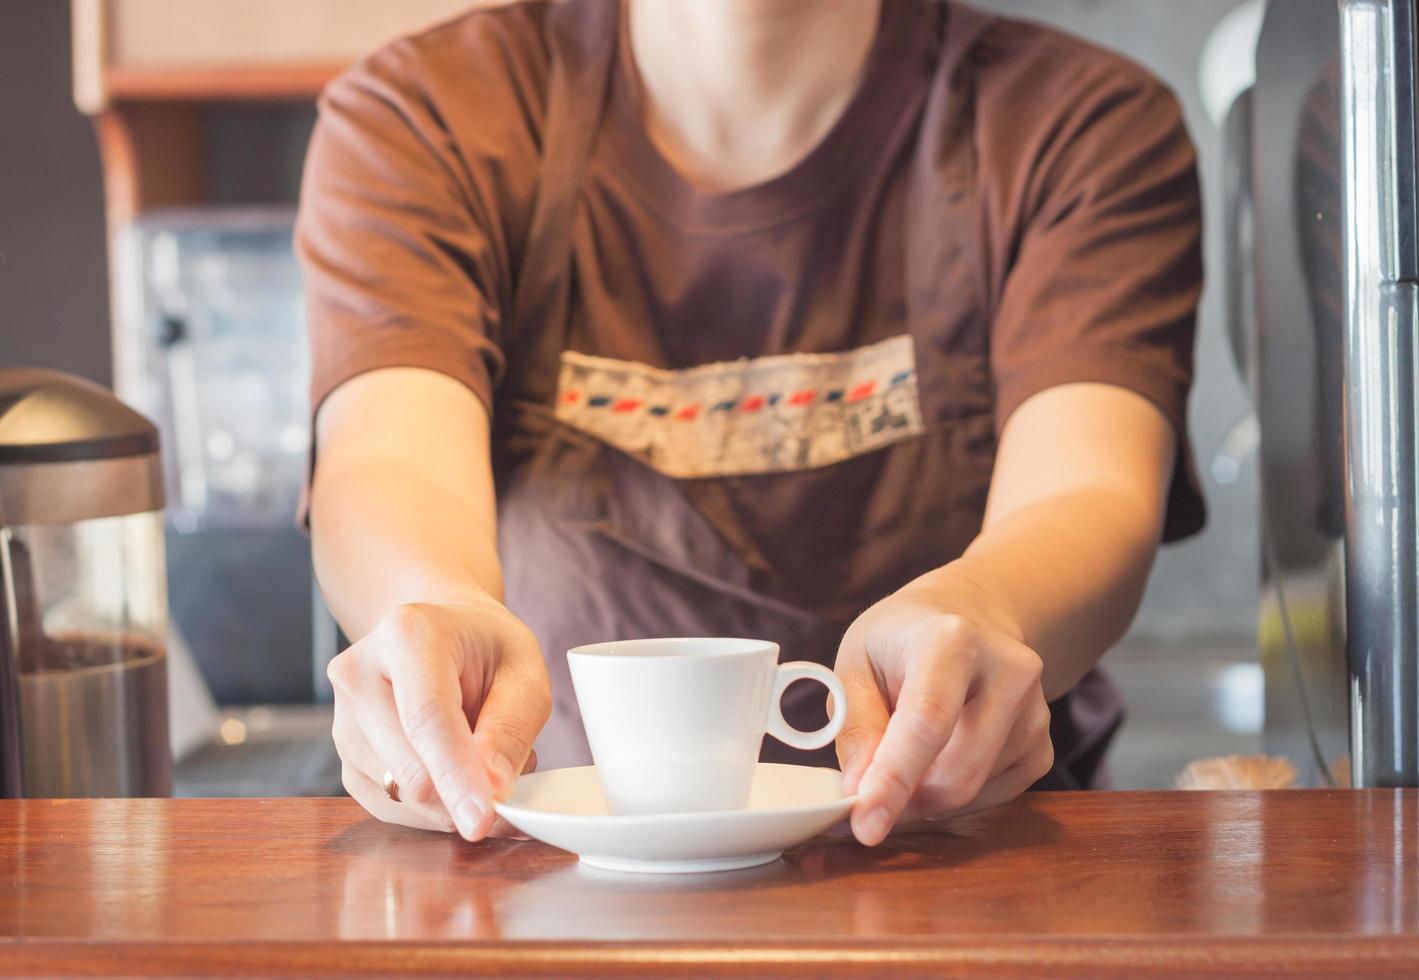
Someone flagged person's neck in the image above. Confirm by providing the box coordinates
[626,0,884,190]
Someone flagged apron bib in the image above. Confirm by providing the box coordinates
[493,0,1119,787]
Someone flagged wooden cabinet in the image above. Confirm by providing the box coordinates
[71,0,485,221]
[73,0,477,111]
[69,0,490,382]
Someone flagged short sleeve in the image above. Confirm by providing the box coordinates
[295,46,510,419]
[989,65,1206,542]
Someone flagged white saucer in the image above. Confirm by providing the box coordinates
[493,763,855,874]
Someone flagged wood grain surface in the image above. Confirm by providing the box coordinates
[2,790,1416,976]
[104,64,339,102]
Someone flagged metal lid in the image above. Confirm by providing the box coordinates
[0,369,159,464]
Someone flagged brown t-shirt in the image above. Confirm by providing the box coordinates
[297,0,1205,786]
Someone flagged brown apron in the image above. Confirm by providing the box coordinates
[493,0,1122,789]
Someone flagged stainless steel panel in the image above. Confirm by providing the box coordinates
[1344,283,1419,785]
[1341,0,1419,787]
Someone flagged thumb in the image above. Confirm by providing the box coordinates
[834,656,890,796]
[473,664,551,799]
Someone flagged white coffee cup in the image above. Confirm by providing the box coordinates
[567,637,847,815]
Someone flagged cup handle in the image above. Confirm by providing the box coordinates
[766,662,847,751]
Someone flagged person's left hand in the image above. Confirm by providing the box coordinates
[834,568,1055,846]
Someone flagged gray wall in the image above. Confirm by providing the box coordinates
[0,1,111,384]
[976,0,1260,644]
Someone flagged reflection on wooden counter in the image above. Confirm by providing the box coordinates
[1,790,1417,976]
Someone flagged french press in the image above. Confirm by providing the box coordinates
[0,368,172,797]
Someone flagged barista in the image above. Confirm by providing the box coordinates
[297,0,1204,845]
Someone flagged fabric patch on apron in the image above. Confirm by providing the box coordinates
[554,335,925,478]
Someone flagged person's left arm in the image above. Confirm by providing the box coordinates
[834,54,1203,846]
[835,381,1174,845]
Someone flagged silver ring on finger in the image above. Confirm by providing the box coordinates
[382,770,401,803]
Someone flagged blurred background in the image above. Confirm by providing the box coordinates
[1,0,1267,793]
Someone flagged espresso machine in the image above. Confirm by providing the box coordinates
[0,368,172,797]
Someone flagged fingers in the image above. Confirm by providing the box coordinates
[909,645,1042,816]
[843,608,1052,845]
[989,692,1052,781]
[901,693,1051,825]
[379,607,497,842]
[331,686,454,832]
[853,640,973,846]
[950,735,1055,819]
[341,763,454,833]
[471,628,551,800]
[487,751,539,839]
[327,602,554,842]
[832,649,891,796]
[330,649,447,818]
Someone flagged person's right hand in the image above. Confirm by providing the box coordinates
[328,597,551,841]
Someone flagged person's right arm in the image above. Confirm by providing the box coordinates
[312,366,550,841]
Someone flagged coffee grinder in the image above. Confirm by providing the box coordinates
[0,368,171,797]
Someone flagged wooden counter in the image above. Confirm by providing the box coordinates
[2,790,1416,976]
